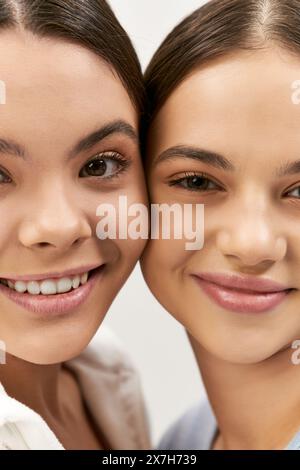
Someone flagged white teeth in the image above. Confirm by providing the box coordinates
[40,280,57,295]
[27,281,41,295]
[72,275,80,289]
[14,281,27,293]
[1,271,90,295]
[57,278,72,294]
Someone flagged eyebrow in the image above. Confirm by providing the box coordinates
[0,120,138,161]
[275,160,300,177]
[154,145,235,171]
[0,139,25,159]
[68,120,138,159]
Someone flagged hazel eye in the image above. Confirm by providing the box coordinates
[79,152,129,179]
[182,175,218,190]
[169,172,223,192]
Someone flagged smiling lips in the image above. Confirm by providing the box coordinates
[0,263,105,317]
[192,272,294,314]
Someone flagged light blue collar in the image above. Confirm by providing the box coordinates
[285,430,300,450]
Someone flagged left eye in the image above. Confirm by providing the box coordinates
[169,173,222,192]
[79,152,128,179]
[285,186,300,198]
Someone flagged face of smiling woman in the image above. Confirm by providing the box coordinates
[0,29,147,364]
[141,47,300,365]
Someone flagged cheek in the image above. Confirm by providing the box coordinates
[148,177,167,203]
[0,201,21,249]
[116,237,147,267]
[92,202,148,276]
[129,164,148,200]
[141,238,190,287]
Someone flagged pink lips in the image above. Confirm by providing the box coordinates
[192,272,293,314]
[0,265,105,318]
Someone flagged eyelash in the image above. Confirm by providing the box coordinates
[0,151,131,184]
[168,172,224,192]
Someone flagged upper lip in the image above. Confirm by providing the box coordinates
[193,272,293,293]
[0,263,104,282]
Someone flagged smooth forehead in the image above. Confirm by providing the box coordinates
[0,28,137,124]
[148,48,300,165]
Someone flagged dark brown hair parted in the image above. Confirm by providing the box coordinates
[144,0,300,127]
[0,0,144,114]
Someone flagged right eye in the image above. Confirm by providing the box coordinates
[79,151,130,180]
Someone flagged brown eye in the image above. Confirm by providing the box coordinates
[79,152,129,179]
[81,158,108,177]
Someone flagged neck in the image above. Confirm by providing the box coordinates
[188,334,300,450]
[0,352,64,420]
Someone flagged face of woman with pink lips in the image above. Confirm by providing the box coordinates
[0,29,147,364]
[141,48,300,365]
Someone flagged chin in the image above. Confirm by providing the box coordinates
[187,325,290,365]
[5,314,105,365]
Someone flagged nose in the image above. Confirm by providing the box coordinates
[18,187,92,251]
[216,200,287,267]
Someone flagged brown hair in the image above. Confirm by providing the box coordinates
[144,0,300,127]
[0,0,144,114]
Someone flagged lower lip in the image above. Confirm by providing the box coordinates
[193,276,291,314]
[0,266,105,318]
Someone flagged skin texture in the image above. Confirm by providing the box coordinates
[0,27,147,449]
[141,47,300,449]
